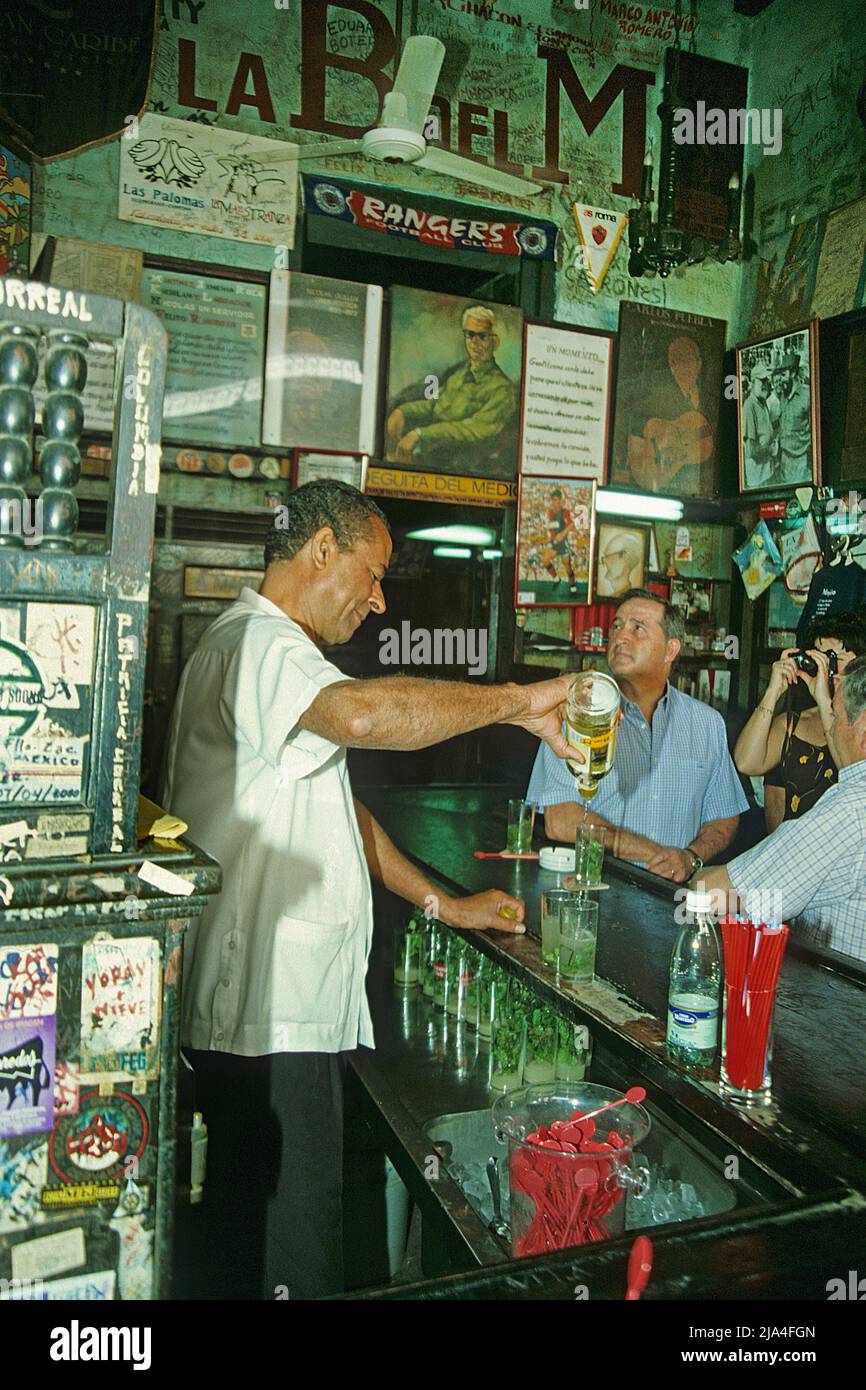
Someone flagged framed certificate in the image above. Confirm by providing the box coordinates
[519,320,614,482]
[263,272,383,454]
[140,262,268,449]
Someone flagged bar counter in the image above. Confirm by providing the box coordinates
[345,785,866,1300]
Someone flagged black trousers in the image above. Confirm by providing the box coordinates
[182,1048,345,1300]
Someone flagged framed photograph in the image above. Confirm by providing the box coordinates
[515,477,596,608]
[519,321,614,482]
[670,578,712,622]
[385,287,523,481]
[263,272,383,454]
[610,302,727,497]
[736,322,821,494]
[140,261,268,449]
[595,520,651,600]
[294,450,367,490]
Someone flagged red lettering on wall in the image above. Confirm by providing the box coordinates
[177,37,218,111]
[492,108,524,178]
[532,47,654,196]
[295,0,396,136]
[457,102,490,158]
[225,52,277,123]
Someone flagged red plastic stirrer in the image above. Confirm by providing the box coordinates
[625,1235,653,1300]
[578,1085,646,1127]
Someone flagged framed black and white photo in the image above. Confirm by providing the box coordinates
[736,322,821,494]
[519,321,614,483]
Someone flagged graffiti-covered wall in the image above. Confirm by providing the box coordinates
[31,0,866,345]
[735,0,866,341]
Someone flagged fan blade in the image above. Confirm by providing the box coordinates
[416,146,542,196]
[388,35,445,134]
[290,140,364,162]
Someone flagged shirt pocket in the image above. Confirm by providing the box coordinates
[683,761,709,819]
[270,914,349,1026]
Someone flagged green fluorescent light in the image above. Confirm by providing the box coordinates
[482,549,503,559]
[596,490,683,521]
[407,524,495,545]
[433,546,472,558]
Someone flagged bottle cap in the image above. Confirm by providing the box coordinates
[685,888,714,915]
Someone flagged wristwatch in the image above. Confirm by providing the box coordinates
[687,850,704,876]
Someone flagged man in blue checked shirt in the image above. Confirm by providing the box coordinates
[702,655,866,961]
[526,589,748,883]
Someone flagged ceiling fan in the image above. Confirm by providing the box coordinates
[291,35,542,198]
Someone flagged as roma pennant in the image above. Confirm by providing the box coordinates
[572,204,627,294]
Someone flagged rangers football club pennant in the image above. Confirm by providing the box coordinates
[302,175,556,260]
[571,204,627,294]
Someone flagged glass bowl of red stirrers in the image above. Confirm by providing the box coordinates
[719,915,789,1107]
[492,1083,651,1257]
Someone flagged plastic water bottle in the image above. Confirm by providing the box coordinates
[666,888,721,1070]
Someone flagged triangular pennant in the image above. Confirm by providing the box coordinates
[571,204,627,294]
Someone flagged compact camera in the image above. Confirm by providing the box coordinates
[794,649,838,678]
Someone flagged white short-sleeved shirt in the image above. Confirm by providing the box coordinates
[162,588,374,1056]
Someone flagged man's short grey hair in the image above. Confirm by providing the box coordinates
[841,654,866,724]
[264,480,389,568]
[462,304,496,332]
[614,588,686,646]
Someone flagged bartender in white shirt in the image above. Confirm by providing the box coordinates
[163,480,573,1300]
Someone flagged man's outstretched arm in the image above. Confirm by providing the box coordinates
[353,800,526,935]
[299,673,573,760]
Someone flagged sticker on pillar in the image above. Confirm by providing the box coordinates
[0,607,22,643]
[0,636,48,740]
[48,1089,148,1184]
[0,942,59,1020]
[25,603,96,693]
[109,1208,154,1301]
[9,1224,86,1283]
[0,734,86,805]
[0,1136,49,1232]
[79,937,161,1077]
[53,1061,80,1117]
[0,1016,56,1137]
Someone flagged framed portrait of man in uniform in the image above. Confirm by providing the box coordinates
[736,322,821,494]
[515,476,596,608]
[385,287,524,481]
[610,302,727,498]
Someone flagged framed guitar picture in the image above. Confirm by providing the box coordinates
[610,302,727,498]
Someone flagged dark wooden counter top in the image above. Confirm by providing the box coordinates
[358,785,866,1196]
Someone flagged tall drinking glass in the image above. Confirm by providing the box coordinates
[574,823,607,889]
[540,887,573,967]
[506,799,536,853]
[558,897,599,983]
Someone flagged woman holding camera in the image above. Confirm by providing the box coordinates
[735,612,866,833]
